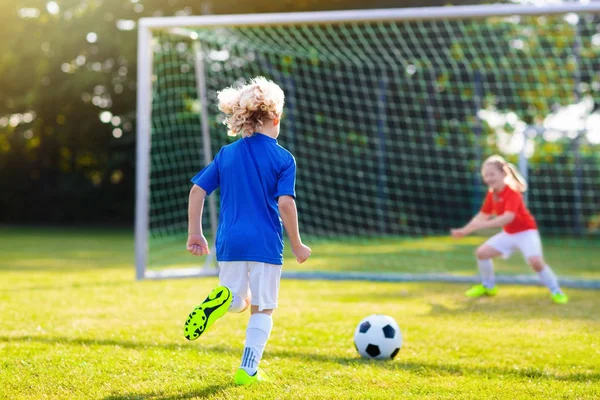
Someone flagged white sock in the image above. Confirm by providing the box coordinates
[240,313,272,376]
[477,258,495,289]
[538,265,562,294]
[228,292,245,313]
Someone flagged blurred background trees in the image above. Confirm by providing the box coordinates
[0,0,482,225]
[2,0,598,235]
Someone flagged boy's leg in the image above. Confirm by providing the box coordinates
[234,263,281,385]
[229,293,251,313]
[183,262,249,340]
[183,285,232,340]
[219,262,251,313]
[234,309,273,385]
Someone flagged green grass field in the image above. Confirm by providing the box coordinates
[1,227,599,399]
[150,231,600,279]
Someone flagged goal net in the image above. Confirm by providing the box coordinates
[136,4,600,287]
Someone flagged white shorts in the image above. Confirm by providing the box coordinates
[218,261,282,311]
[485,229,543,260]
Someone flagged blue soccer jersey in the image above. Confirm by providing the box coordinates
[191,133,296,265]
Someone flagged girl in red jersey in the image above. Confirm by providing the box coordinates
[451,155,568,304]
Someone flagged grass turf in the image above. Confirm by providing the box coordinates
[1,227,599,399]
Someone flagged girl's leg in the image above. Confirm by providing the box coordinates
[515,230,565,296]
[475,231,515,290]
[527,255,563,295]
[516,230,567,302]
[475,245,503,289]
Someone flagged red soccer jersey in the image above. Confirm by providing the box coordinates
[480,185,537,234]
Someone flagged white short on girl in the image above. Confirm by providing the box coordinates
[485,229,543,259]
[218,261,282,311]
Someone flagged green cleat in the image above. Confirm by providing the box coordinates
[552,292,569,304]
[465,284,498,298]
[184,285,232,341]
[234,368,268,385]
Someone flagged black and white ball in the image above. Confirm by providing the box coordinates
[353,314,402,360]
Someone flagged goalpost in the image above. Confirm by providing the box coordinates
[136,3,600,287]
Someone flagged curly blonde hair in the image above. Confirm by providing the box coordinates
[217,77,285,138]
[482,154,528,192]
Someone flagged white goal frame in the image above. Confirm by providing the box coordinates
[136,2,600,288]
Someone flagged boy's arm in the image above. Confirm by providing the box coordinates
[187,184,210,256]
[278,195,311,263]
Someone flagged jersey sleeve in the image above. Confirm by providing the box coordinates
[503,189,523,214]
[190,150,221,195]
[480,191,493,214]
[274,155,296,199]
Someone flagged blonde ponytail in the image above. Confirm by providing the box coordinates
[504,162,528,192]
[482,155,528,192]
[216,77,284,138]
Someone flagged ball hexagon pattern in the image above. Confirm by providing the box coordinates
[353,314,402,360]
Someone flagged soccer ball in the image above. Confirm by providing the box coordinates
[353,314,402,360]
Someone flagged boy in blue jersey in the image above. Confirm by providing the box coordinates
[183,77,311,385]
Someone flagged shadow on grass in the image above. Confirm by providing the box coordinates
[0,263,130,272]
[103,384,234,400]
[0,335,215,353]
[333,282,599,320]
[3,335,598,384]
[3,280,135,292]
[425,292,600,321]
[343,358,600,383]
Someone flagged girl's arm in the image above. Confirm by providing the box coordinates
[452,212,515,237]
[451,212,489,237]
[472,212,515,232]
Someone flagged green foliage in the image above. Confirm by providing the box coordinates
[1,2,599,232]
